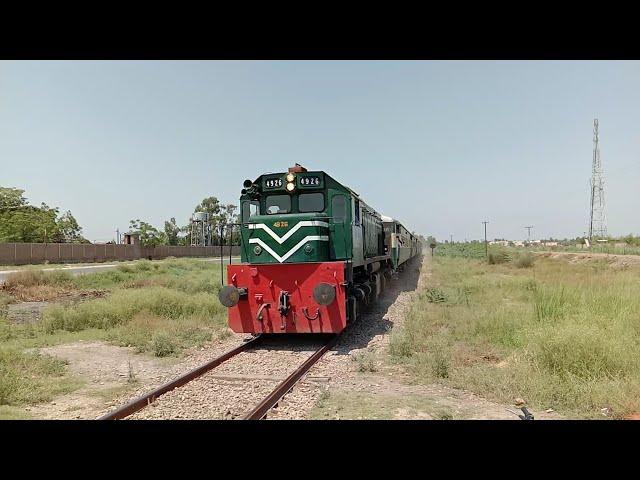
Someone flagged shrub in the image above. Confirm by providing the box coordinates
[431,345,451,379]
[488,250,510,265]
[514,253,535,268]
[424,287,447,303]
[151,332,177,357]
[353,350,377,372]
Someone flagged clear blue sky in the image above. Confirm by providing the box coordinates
[1,61,639,242]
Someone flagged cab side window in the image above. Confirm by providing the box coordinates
[241,201,259,222]
[332,195,347,223]
[354,199,360,226]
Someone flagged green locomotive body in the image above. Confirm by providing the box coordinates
[239,166,388,270]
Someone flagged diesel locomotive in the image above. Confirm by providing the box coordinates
[218,164,422,334]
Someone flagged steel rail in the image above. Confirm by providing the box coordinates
[243,334,339,420]
[99,335,263,420]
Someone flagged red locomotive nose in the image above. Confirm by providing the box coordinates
[225,262,347,334]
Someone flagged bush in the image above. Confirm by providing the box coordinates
[424,287,447,304]
[488,250,510,265]
[152,332,177,357]
[353,350,377,372]
[431,345,451,379]
[514,253,535,268]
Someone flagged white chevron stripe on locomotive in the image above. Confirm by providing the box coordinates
[248,221,329,244]
[249,236,329,263]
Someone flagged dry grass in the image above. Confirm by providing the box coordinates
[1,269,75,301]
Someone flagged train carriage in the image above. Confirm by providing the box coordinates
[219,165,421,334]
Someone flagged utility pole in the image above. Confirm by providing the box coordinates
[482,221,489,257]
[525,226,534,242]
[450,234,453,244]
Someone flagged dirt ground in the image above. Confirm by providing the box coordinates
[535,250,640,269]
[24,254,560,420]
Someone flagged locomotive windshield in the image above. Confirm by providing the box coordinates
[265,195,291,214]
[298,192,324,213]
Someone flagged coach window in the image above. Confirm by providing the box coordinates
[331,195,347,222]
[241,201,260,222]
[298,193,325,213]
[266,195,291,214]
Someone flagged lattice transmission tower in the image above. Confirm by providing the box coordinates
[588,118,607,240]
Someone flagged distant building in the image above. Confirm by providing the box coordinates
[489,240,510,247]
[123,232,140,245]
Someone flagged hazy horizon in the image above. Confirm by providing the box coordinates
[1,60,639,242]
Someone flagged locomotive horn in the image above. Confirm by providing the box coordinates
[313,283,336,306]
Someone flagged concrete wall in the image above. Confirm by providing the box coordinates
[0,243,241,266]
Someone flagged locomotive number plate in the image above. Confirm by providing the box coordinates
[299,176,321,187]
[264,178,283,189]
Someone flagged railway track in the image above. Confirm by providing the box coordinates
[99,333,339,420]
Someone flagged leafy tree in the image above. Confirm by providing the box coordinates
[0,187,87,243]
[54,210,84,243]
[0,187,28,209]
[164,217,181,246]
[129,219,168,247]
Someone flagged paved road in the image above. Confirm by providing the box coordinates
[0,257,241,285]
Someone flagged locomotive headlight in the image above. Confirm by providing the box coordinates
[253,245,262,255]
[219,285,240,307]
[286,173,295,182]
[286,182,295,192]
[313,283,336,306]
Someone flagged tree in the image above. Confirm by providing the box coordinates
[0,187,27,209]
[0,187,87,243]
[164,217,181,246]
[129,219,167,247]
[54,210,84,243]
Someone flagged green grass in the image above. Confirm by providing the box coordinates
[390,255,640,419]
[0,258,230,414]
[0,348,81,406]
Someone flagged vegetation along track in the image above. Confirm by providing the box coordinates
[99,333,338,420]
